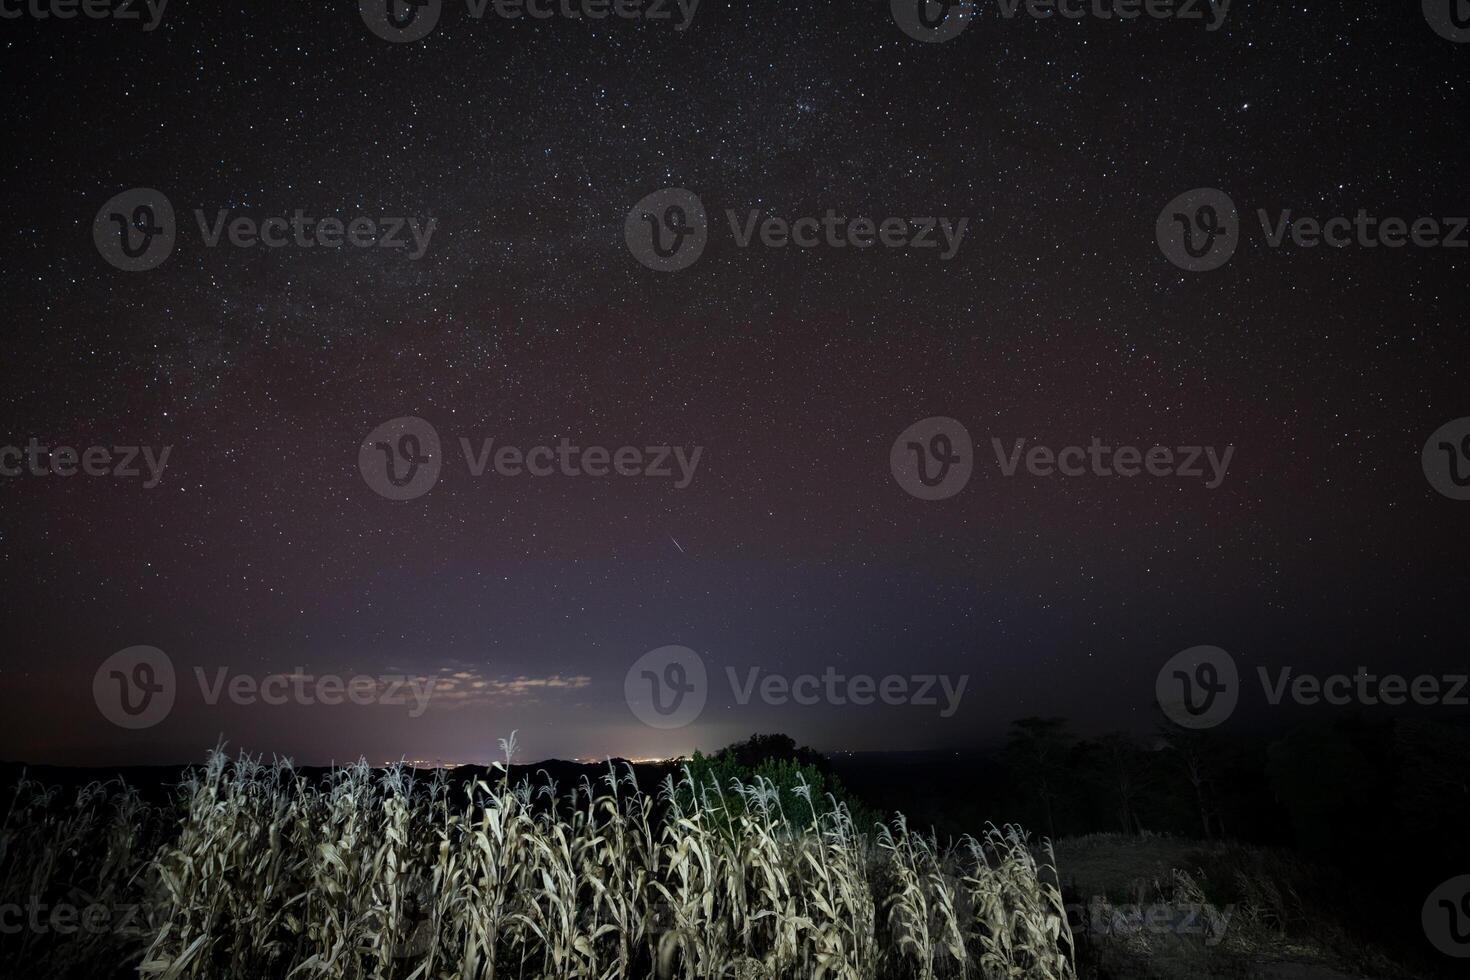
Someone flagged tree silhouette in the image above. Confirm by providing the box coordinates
[1005,717,1074,841]
[1154,717,1224,840]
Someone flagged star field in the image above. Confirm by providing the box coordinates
[1,1,1467,764]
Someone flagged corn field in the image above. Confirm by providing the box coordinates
[0,739,1075,980]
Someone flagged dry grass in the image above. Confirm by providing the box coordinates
[1055,834,1426,980]
[0,772,165,977]
[1,740,1076,980]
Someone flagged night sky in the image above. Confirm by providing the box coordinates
[2,1,1467,766]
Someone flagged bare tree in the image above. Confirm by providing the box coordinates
[1006,717,1074,841]
[1156,721,1223,840]
[1094,732,1148,836]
